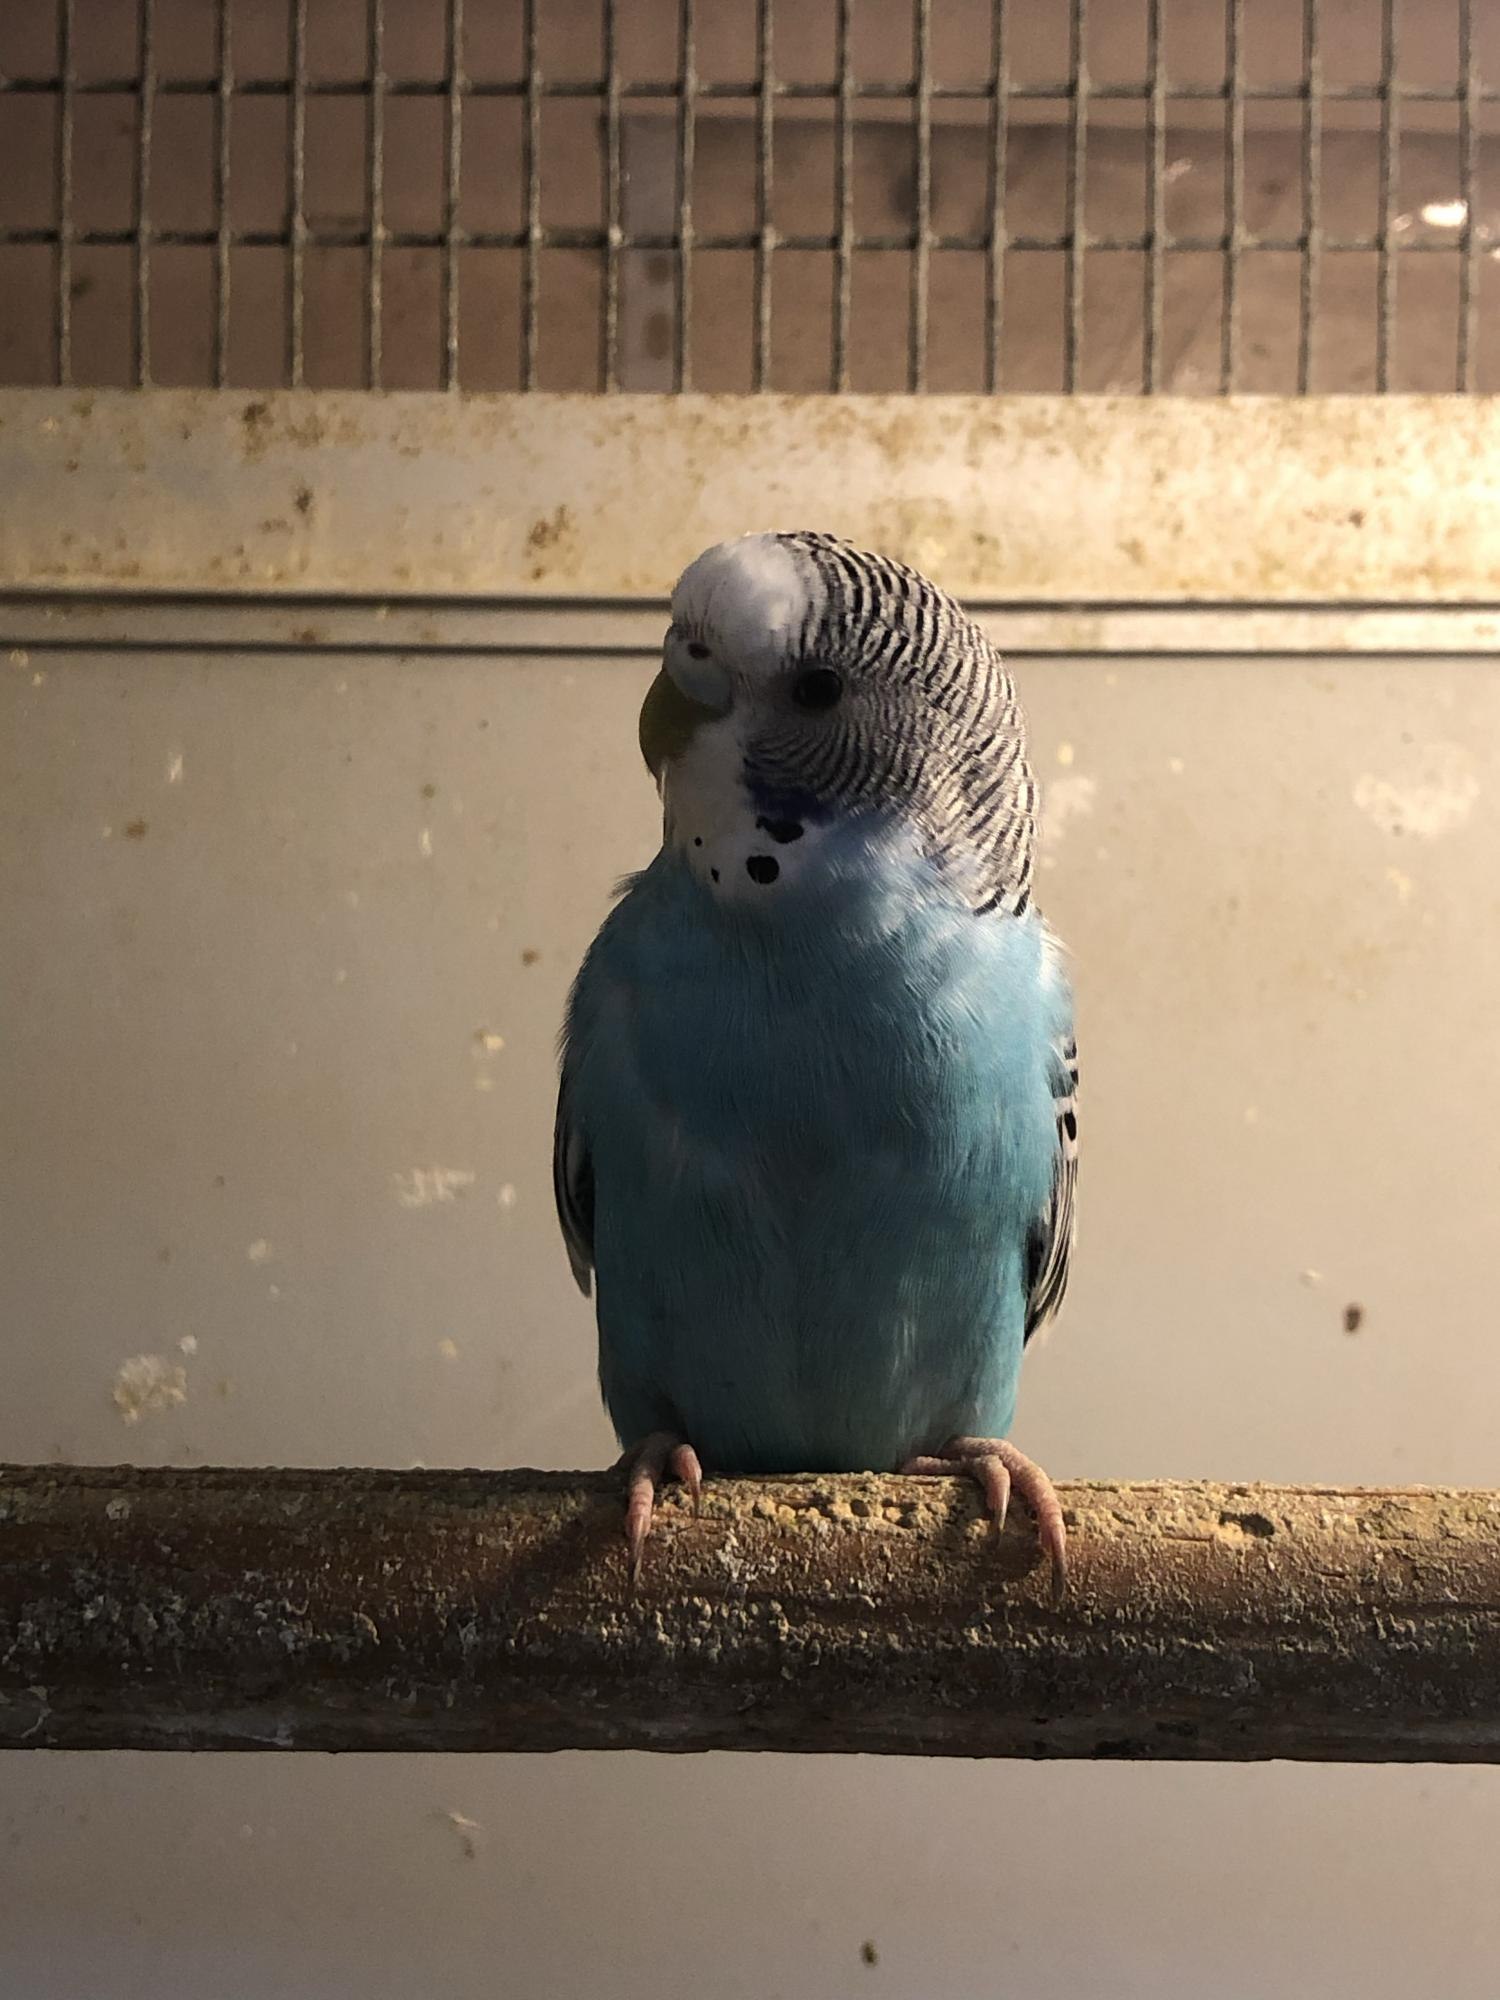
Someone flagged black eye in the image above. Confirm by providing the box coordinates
[791,667,843,711]
[686,640,711,660]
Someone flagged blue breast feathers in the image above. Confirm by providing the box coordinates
[560,816,1072,1475]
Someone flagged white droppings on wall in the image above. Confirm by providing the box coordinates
[472,1029,505,1092]
[437,1338,460,1360]
[393,1168,475,1208]
[1055,741,1075,766]
[111,1354,188,1424]
[1420,198,1468,228]
[246,1239,274,1263]
[1354,743,1479,839]
[418,827,434,858]
[166,751,184,784]
[178,1334,199,1355]
[496,1183,518,1211]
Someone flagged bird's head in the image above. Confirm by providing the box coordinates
[638,532,1037,915]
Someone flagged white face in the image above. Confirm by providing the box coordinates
[658,534,839,907]
[667,534,814,697]
[661,709,834,906]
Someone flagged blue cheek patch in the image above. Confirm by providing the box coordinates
[755,816,805,845]
[746,781,830,829]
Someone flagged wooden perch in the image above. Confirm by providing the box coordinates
[1,1465,1498,1760]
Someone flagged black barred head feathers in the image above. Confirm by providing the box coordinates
[647,532,1038,917]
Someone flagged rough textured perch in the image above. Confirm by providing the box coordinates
[1,1466,1497,1760]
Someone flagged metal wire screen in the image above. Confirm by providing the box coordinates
[1,0,1497,394]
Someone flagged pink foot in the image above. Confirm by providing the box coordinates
[614,1431,704,1581]
[901,1435,1068,1597]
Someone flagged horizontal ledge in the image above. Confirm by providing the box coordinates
[7,391,1500,612]
[7,590,1500,658]
[1,1466,1499,1759]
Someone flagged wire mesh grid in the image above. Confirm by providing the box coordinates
[1,0,1497,394]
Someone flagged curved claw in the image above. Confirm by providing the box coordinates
[900,1435,1067,1597]
[615,1432,705,1582]
[668,1441,704,1515]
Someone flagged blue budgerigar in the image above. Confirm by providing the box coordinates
[554,533,1077,1587]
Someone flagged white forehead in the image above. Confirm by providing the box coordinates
[670,534,821,674]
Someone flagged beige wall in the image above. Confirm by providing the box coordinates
[4,0,1500,1990]
[3,630,1500,1995]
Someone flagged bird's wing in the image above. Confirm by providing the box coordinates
[1023,1029,1078,1342]
[552,1058,596,1297]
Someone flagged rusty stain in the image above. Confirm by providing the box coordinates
[123,818,148,840]
[526,504,574,554]
[521,948,541,966]
[294,483,314,516]
[421,782,438,799]
[1343,1303,1365,1334]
